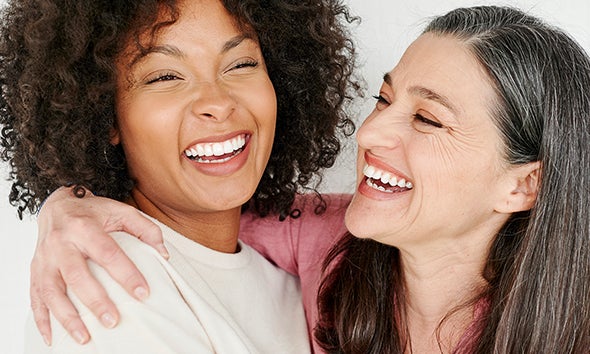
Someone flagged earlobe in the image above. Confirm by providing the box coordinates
[495,161,541,213]
[110,127,120,145]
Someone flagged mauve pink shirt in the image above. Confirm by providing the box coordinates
[239,193,486,353]
[239,193,351,353]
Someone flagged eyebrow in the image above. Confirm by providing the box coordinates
[382,73,459,114]
[221,34,253,53]
[383,72,392,86]
[130,34,254,67]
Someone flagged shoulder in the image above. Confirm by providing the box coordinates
[60,232,181,328]
[58,232,219,353]
[90,232,171,294]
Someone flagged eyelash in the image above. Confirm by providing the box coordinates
[232,59,258,70]
[413,113,443,128]
[372,94,443,128]
[146,73,180,84]
[372,94,388,105]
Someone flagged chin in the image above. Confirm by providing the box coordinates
[344,206,377,240]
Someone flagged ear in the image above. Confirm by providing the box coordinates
[494,161,541,213]
[110,126,120,145]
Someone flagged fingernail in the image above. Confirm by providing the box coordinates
[73,330,88,344]
[157,244,169,259]
[134,286,148,301]
[100,312,116,328]
[42,334,51,346]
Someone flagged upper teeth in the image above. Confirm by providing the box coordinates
[363,164,413,189]
[185,134,246,158]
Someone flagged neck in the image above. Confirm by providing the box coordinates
[397,233,493,352]
[127,189,241,253]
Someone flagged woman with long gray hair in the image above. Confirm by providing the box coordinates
[316,6,590,353]
[20,5,590,353]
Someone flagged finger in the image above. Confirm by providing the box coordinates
[77,226,150,301]
[38,272,90,344]
[30,289,52,346]
[106,207,167,259]
[59,247,121,329]
[30,255,55,345]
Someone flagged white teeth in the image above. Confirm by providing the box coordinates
[184,134,247,160]
[362,163,413,190]
[204,144,213,156]
[373,170,382,180]
[223,140,233,154]
[366,178,393,193]
[212,143,224,156]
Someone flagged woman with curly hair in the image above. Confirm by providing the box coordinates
[0,0,360,352]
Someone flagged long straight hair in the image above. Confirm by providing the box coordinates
[315,6,590,353]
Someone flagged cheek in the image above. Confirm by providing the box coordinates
[254,81,277,127]
[117,107,179,172]
[244,79,277,151]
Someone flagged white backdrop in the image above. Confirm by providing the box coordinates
[1,1,589,353]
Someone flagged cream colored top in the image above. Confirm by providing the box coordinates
[24,216,309,354]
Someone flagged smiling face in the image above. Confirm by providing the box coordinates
[113,0,276,220]
[345,33,521,253]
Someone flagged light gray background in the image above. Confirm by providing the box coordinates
[1,1,589,352]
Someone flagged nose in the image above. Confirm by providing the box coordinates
[190,80,236,122]
[356,108,404,151]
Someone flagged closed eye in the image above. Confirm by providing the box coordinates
[372,94,389,104]
[146,73,182,84]
[414,113,443,128]
[372,94,390,110]
[224,59,259,74]
[233,60,258,70]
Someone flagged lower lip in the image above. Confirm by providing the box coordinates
[184,139,251,176]
[357,176,409,201]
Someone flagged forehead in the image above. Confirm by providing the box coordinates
[388,33,498,119]
[120,0,254,65]
[153,0,242,41]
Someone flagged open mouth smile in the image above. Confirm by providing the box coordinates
[184,134,248,164]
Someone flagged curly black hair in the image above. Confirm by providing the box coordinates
[0,0,362,219]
